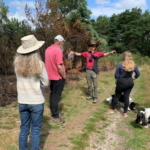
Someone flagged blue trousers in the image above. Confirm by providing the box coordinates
[19,103,44,150]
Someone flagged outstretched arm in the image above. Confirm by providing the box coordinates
[72,52,81,56]
[104,50,116,56]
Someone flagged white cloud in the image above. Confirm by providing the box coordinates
[91,0,148,17]
[8,8,26,22]
[91,7,125,17]
[95,0,110,4]
[114,0,147,10]
[9,0,35,9]
[8,0,35,22]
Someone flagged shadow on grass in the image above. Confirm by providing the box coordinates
[80,86,89,96]
[136,105,145,112]
[58,102,64,112]
[103,100,110,106]
[40,115,52,150]
[129,120,143,129]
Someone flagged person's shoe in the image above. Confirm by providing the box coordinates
[122,113,128,117]
[50,117,65,124]
[59,112,64,116]
[93,98,98,103]
[106,96,113,102]
[109,109,114,114]
[86,96,93,100]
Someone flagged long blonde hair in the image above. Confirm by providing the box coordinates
[122,51,135,72]
[14,51,44,77]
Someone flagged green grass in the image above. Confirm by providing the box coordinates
[118,130,129,138]
[116,67,150,150]
[9,146,18,150]
[69,65,150,150]
[1,64,150,150]
[100,136,106,140]
[58,144,68,147]
[12,103,18,108]
[92,145,97,148]
[68,73,115,150]
[51,124,60,130]
[98,88,104,94]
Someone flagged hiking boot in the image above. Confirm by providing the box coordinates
[59,112,64,116]
[86,96,93,100]
[109,109,114,114]
[50,117,65,124]
[93,98,98,103]
[51,112,64,117]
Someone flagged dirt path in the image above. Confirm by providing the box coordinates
[86,78,139,150]
[41,70,116,150]
[87,105,135,150]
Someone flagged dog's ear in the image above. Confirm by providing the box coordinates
[129,102,135,110]
[141,113,147,126]
[136,113,140,124]
[148,116,150,123]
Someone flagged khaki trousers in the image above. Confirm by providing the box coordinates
[86,69,98,98]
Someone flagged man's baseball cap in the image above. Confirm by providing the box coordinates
[54,35,66,42]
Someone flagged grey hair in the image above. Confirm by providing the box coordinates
[54,39,59,43]
[54,39,64,52]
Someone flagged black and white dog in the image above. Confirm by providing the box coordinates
[136,108,150,128]
[106,94,136,110]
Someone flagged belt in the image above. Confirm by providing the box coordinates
[118,77,132,79]
[86,69,93,70]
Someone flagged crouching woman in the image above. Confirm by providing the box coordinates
[109,51,140,117]
[14,35,49,150]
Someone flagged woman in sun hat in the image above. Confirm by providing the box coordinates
[72,41,116,103]
[109,51,140,117]
[14,35,49,150]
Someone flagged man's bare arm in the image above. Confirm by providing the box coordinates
[57,64,66,79]
[72,52,81,56]
[104,50,116,56]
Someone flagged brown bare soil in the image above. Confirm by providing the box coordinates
[0,75,17,106]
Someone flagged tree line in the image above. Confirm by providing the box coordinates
[0,0,150,75]
[92,7,150,57]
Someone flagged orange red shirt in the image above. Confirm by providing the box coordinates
[45,45,65,80]
[81,52,104,69]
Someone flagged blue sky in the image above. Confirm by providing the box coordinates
[4,0,150,21]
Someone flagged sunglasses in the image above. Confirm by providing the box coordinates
[89,45,97,47]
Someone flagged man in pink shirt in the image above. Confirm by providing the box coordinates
[45,35,66,124]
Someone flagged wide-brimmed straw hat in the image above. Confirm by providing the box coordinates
[17,35,45,54]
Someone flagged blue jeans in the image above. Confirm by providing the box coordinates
[19,103,44,150]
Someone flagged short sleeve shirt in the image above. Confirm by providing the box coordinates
[45,45,66,80]
[81,52,104,69]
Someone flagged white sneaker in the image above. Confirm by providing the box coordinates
[106,96,113,102]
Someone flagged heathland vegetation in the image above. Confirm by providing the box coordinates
[1,0,150,149]
[1,0,150,75]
